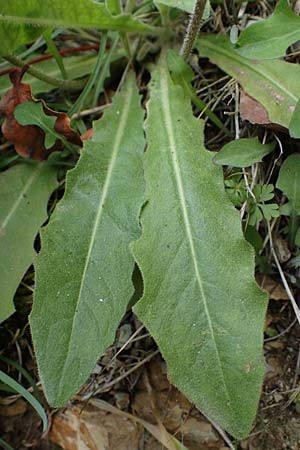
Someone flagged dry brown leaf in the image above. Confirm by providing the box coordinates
[240,91,271,126]
[240,91,287,132]
[256,274,289,301]
[50,405,143,450]
[0,68,82,160]
[274,237,291,263]
[81,128,93,141]
[0,398,27,417]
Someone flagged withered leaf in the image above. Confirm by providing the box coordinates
[0,68,82,160]
[240,91,287,133]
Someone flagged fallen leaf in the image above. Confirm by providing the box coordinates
[274,237,291,263]
[179,418,223,450]
[240,92,270,126]
[0,398,27,417]
[256,274,289,301]
[51,405,143,450]
[0,68,82,160]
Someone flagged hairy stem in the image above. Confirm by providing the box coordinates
[2,54,83,90]
[180,0,207,60]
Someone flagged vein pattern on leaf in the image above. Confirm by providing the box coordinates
[201,38,297,102]
[132,58,267,438]
[31,74,145,406]
[160,68,232,407]
[58,87,133,396]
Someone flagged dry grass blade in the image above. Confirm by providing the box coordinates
[89,398,189,450]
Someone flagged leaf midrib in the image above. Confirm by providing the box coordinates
[160,69,233,410]
[200,38,298,103]
[56,86,133,400]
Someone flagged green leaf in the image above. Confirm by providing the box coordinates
[0,163,57,324]
[0,55,97,97]
[295,228,300,246]
[0,0,156,54]
[248,204,263,226]
[213,138,275,167]
[247,185,279,225]
[0,438,16,450]
[225,175,247,207]
[156,0,194,13]
[0,369,47,431]
[260,203,280,221]
[289,97,300,138]
[167,50,224,129]
[132,57,267,439]
[30,73,145,406]
[196,34,300,129]
[156,0,210,15]
[276,154,300,215]
[237,0,300,59]
[244,225,263,255]
[15,102,58,149]
[254,184,275,203]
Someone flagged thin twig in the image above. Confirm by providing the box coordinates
[264,317,297,342]
[267,221,300,325]
[200,410,236,450]
[112,324,144,361]
[0,45,100,77]
[88,349,160,397]
[71,103,111,120]
[2,54,83,90]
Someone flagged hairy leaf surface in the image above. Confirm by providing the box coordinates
[197,35,300,129]
[0,0,154,54]
[237,0,300,59]
[132,57,267,439]
[0,163,57,323]
[30,74,145,406]
[213,138,275,167]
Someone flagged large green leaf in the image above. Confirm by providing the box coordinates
[0,0,155,55]
[196,34,300,129]
[0,163,57,323]
[30,73,145,406]
[237,0,300,59]
[132,55,267,439]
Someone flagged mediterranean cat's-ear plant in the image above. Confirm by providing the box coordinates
[0,0,271,440]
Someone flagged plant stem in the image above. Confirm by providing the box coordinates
[180,0,207,60]
[2,54,83,90]
[68,35,108,116]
